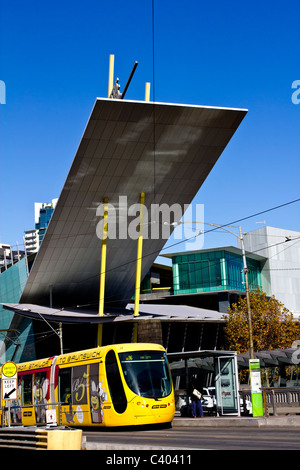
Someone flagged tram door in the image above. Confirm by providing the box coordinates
[215,356,240,416]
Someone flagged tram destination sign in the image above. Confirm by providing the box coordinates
[2,361,18,400]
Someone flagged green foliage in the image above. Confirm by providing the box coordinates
[223,288,300,354]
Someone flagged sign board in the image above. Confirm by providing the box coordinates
[249,359,264,417]
[46,409,57,426]
[2,361,18,400]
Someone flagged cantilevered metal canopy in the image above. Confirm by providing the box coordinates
[2,302,224,324]
[20,98,247,310]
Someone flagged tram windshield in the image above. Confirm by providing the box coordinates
[119,350,172,399]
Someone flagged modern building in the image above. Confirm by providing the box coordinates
[1,61,298,417]
[144,226,300,319]
[0,97,247,363]
[165,246,265,313]
[241,226,300,318]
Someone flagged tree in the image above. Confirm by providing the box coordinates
[223,288,300,354]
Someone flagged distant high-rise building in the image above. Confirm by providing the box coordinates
[34,199,58,245]
[24,229,39,254]
[24,198,58,253]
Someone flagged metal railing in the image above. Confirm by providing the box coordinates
[1,402,63,428]
[240,387,300,416]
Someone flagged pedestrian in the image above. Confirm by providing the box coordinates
[188,379,203,418]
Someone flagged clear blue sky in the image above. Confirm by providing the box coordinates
[0,0,299,253]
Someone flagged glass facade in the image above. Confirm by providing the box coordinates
[0,258,36,362]
[172,250,262,295]
[35,206,55,245]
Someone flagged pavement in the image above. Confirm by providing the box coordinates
[2,413,300,450]
[172,413,300,428]
[83,413,300,450]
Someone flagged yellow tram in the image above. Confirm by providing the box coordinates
[0,343,175,427]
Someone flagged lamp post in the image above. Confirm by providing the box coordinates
[238,226,254,360]
[169,220,254,359]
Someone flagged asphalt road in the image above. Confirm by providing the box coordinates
[84,425,300,450]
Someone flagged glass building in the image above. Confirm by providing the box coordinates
[35,200,57,246]
[0,258,36,362]
[171,247,263,296]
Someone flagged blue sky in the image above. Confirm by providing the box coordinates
[0,0,299,254]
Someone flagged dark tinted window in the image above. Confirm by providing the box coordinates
[105,350,127,414]
[58,366,88,405]
[72,365,88,405]
[59,368,72,403]
[22,374,33,405]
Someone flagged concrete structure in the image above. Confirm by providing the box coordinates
[241,226,300,318]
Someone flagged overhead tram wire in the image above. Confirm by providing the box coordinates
[73,197,300,283]
[63,225,300,310]
[4,198,300,305]
[9,196,299,251]
[20,196,298,308]
[38,231,300,312]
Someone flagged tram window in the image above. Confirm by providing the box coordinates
[89,363,104,424]
[119,351,172,399]
[105,350,127,414]
[34,372,49,403]
[22,374,33,405]
[72,365,88,405]
[59,368,72,404]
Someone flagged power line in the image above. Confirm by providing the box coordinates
[65,228,300,309]
[5,198,300,251]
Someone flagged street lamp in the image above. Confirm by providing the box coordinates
[168,220,255,359]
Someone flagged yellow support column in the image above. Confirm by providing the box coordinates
[108,54,114,97]
[97,198,109,347]
[133,193,145,341]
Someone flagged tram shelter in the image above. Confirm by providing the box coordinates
[168,349,240,416]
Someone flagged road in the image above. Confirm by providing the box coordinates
[84,425,300,450]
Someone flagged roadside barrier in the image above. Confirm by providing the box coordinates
[0,402,82,450]
[0,427,82,450]
[240,387,300,416]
